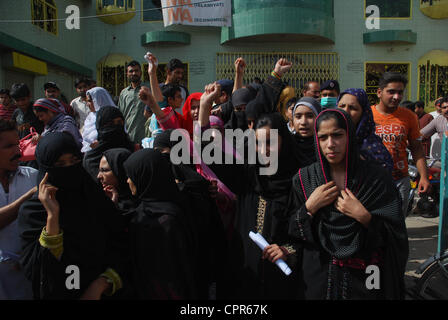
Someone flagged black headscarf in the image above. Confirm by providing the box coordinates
[123,149,198,299]
[83,106,134,181]
[153,129,178,150]
[18,132,127,299]
[245,100,260,122]
[252,113,305,199]
[103,148,137,213]
[292,108,408,265]
[35,132,83,188]
[103,148,132,194]
[226,88,256,131]
[291,97,322,167]
[123,149,180,203]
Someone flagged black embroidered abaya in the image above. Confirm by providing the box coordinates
[288,109,408,300]
[212,113,305,299]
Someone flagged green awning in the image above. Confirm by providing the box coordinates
[141,31,191,46]
[363,30,417,45]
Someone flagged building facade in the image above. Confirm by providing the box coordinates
[0,0,447,107]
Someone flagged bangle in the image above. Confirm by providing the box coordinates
[271,70,281,79]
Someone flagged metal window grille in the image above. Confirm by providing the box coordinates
[216,52,339,96]
[31,0,57,35]
[419,62,448,106]
[98,65,129,98]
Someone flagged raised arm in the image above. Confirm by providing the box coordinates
[233,57,246,93]
[249,58,293,116]
[139,86,165,119]
[199,82,222,128]
[146,54,164,103]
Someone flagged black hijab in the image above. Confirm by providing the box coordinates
[226,88,255,130]
[153,129,178,150]
[18,132,127,299]
[35,132,83,188]
[123,149,180,203]
[293,109,407,260]
[123,149,198,299]
[103,148,137,213]
[291,97,322,167]
[245,100,260,122]
[103,148,132,194]
[252,113,305,199]
[83,106,134,181]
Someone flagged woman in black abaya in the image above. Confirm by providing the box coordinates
[288,109,408,299]
[83,106,134,182]
[153,130,228,299]
[18,132,128,299]
[123,149,197,299]
[198,83,308,299]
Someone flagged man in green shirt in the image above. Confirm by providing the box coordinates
[118,61,150,145]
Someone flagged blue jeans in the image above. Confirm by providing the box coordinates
[395,176,411,217]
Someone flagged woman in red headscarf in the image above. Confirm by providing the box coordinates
[180,92,202,137]
[141,53,202,137]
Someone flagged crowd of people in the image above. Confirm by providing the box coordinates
[0,53,447,300]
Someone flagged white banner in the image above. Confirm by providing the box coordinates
[161,0,232,27]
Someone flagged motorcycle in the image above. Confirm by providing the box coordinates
[407,159,441,217]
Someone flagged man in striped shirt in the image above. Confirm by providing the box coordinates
[0,89,16,120]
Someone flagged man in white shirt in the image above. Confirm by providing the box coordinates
[429,97,443,159]
[70,78,91,133]
[0,119,37,299]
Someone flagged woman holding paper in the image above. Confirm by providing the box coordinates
[288,109,408,300]
[197,80,308,299]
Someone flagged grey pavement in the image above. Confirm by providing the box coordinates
[404,211,439,299]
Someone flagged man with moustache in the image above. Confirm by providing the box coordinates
[118,61,149,145]
[302,81,320,99]
[0,119,37,299]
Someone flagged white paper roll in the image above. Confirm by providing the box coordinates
[249,231,292,276]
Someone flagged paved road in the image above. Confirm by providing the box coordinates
[405,212,439,299]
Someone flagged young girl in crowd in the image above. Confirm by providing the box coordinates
[288,109,408,299]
